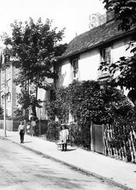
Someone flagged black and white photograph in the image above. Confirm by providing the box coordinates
[0,0,136,189]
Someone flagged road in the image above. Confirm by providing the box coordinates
[0,138,124,190]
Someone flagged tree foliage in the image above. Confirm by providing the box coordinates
[4,18,67,116]
[46,80,134,148]
[103,0,136,31]
[100,0,136,105]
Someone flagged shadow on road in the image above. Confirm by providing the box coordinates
[66,148,76,151]
[24,141,32,143]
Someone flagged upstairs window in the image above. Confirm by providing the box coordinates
[71,57,79,79]
[99,47,111,80]
[101,47,111,64]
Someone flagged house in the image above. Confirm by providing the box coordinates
[54,12,136,155]
[0,48,20,130]
[0,11,135,132]
[56,12,134,89]
[0,46,51,131]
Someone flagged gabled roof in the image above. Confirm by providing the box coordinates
[60,21,135,60]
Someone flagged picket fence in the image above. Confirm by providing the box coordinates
[103,124,136,163]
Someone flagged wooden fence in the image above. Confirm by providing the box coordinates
[103,124,136,163]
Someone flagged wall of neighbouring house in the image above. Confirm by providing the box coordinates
[0,63,22,130]
[0,64,21,118]
[13,67,21,112]
[36,88,48,120]
[57,59,73,87]
[36,77,54,120]
[0,66,12,117]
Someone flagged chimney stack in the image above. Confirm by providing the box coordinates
[106,9,114,22]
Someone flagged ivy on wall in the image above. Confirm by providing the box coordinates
[45,80,135,148]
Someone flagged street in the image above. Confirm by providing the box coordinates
[0,138,123,190]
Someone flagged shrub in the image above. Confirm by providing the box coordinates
[46,121,60,141]
[46,80,135,150]
[68,123,81,146]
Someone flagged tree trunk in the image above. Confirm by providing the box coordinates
[31,86,38,118]
[31,105,36,117]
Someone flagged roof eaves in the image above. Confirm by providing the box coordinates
[60,29,135,61]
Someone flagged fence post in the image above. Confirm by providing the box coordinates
[90,121,94,151]
[102,124,105,154]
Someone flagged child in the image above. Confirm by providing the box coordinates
[59,124,69,151]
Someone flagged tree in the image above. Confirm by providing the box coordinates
[103,0,136,31]
[100,0,136,105]
[4,18,67,117]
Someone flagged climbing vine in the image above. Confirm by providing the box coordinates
[46,80,135,149]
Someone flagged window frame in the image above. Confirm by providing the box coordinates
[99,47,111,79]
[71,56,79,79]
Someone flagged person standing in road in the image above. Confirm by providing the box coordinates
[18,121,25,143]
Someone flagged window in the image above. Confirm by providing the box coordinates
[71,57,79,79]
[99,47,111,80]
[101,47,111,64]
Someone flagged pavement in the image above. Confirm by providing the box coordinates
[0,129,136,190]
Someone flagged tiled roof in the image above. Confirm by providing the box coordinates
[60,21,135,59]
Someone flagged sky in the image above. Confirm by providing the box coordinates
[0,0,105,43]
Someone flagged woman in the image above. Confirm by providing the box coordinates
[26,121,31,134]
[18,121,25,143]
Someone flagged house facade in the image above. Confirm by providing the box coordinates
[0,45,51,130]
[0,12,135,131]
[0,48,20,130]
[56,19,133,90]
[54,14,136,156]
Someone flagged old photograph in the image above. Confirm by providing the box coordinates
[0,0,136,189]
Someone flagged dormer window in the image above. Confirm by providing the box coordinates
[71,57,78,79]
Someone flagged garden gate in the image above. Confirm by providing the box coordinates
[91,123,104,154]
